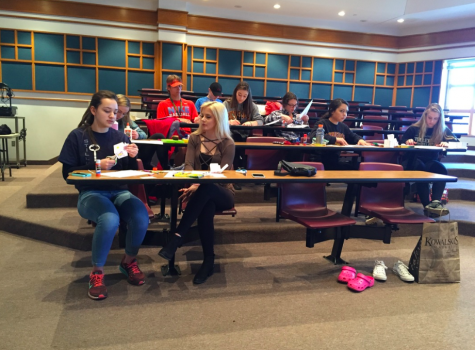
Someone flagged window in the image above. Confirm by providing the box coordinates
[441,59,475,135]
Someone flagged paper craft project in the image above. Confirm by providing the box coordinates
[114,142,128,159]
[132,140,164,145]
[300,99,313,117]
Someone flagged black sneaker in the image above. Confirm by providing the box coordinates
[424,200,449,217]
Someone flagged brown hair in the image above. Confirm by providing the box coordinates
[413,103,452,145]
[321,98,349,119]
[227,81,254,120]
[116,94,131,126]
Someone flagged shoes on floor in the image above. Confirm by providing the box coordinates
[119,257,145,286]
[337,266,356,283]
[193,255,215,284]
[393,260,415,282]
[347,273,374,292]
[424,200,449,218]
[88,271,108,300]
[158,235,183,261]
[373,260,388,281]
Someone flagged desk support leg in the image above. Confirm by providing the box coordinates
[161,184,181,276]
[324,184,356,265]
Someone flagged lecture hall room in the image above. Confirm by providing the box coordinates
[1,0,475,349]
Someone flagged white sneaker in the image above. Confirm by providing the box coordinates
[393,260,415,282]
[373,260,388,281]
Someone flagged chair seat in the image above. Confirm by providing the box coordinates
[281,209,356,229]
[361,206,434,224]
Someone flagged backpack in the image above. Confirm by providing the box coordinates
[0,124,12,135]
[274,160,317,177]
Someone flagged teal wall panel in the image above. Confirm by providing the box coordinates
[35,64,65,91]
[244,66,253,77]
[395,88,412,107]
[244,51,254,64]
[193,61,204,73]
[434,61,443,84]
[407,63,414,74]
[67,35,80,49]
[416,62,424,73]
[67,51,80,64]
[355,61,375,85]
[217,77,240,94]
[335,59,344,70]
[193,47,204,59]
[374,87,393,106]
[398,63,406,74]
[143,57,154,70]
[162,43,182,70]
[423,74,432,85]
[187,48,191,72]
[34,33,64,63]
[256,53,266,64]
[99,68,125,94]
[406,75,413,86]
[333,85,353,101]
[345,60,355,71]
[290,69,299,80]
[377,63,386,73]
[218,50,241,76]
[82,37,95,50]
[302,57,311,68]
[425,61,433,72]
[255,67,265,78]
[312,83,331,100]
[206,48,217,61]
[192,76,216,94]
[413,87,431,107]
[82,52,95,65]
[345,73,354,84]
[98,39,125,67]
[1,46,15,59]
[387,63,396,74]
[302,70,311,80]
[143,43,154,56]
[18,47,31,60]
[128,56,140,69]
[291,56,300,67]
[334,72,343,83]
[247,80,264,96]
[376,75,384,85]
[128,71,154,96]
[17,31,31,45]
[67,67,95,93]
[289,82,310,99]
[128,41,140,54]
[386,76,394,86]
[267,54,289,79]
[313,58,332,82]
[354,86,373,103]
[415,74,422,85]
[266,81,287,98]
[431,87,440,103]
[0,30,14,43]
[1,62,32,89]
[206,62,216,74]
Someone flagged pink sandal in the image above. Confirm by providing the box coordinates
[337,266,356,283]
[347,273,375,292]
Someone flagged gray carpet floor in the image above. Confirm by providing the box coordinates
[1,231,474,350]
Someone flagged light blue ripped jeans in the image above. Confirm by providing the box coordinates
[78,190,149,267]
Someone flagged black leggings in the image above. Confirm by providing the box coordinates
[176,184,234,257]
[412,159,447,207]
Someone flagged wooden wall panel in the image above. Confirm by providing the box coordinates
[0,0,157,26]
[158,9,188,27]
[399,27,475,49]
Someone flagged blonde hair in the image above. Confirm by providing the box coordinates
[116,94,131,125]
[193,101,231,140]
[413,103,452,145]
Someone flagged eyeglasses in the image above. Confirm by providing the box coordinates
[287,103,298,108]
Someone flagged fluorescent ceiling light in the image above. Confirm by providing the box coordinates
[274,4,281,9]
[338,11,345,16]
[397,18,404,23]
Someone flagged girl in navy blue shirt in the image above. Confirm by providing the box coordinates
[59,90,149,300]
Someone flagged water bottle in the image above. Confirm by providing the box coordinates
[315,124,325,146]
[124,123,133,139]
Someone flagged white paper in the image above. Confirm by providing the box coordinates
[101,170,151,178]
[448,142,467,149]
[300,99,313,116]
[414,146,443,150]
[286,123,308,128]
[132,140,163,145]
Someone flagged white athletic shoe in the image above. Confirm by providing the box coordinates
[393,260,415,282]
[373,260,388,281]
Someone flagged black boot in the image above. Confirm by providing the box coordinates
[158,235,182,261]
[193,255,215,284]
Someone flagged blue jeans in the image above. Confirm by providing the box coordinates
[78,190,149,267]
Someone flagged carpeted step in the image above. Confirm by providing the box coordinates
[443,150,475,163]
[445,163,475,178]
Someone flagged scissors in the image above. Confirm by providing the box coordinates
[89,144,100,162]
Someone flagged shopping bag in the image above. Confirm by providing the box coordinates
[408,221,460,283]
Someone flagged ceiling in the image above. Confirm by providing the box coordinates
[167,0,475,36]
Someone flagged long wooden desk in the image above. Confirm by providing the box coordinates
[67,170,457,267]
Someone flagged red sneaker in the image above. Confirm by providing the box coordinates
[88,271,108,300]
[119,258,145,286]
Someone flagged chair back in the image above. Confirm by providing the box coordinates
[359,162,405,209]
[279,162,327,216]
[245,137,286,170]
[362,115,389,129]
[362,125,384,141]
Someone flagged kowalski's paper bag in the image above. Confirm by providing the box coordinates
[408,221,460,283]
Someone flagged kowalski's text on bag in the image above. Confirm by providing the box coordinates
[409,221,460,283]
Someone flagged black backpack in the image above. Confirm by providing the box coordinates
[0,124,12,135]
[274,160,317,177]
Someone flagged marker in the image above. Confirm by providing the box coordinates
[70,172,91,177]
